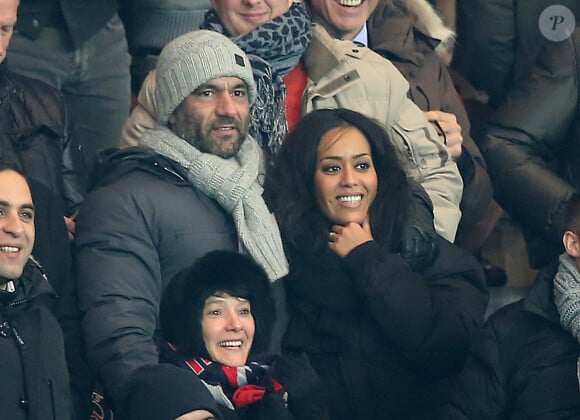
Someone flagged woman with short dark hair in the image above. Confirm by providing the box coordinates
[159,250,327,420]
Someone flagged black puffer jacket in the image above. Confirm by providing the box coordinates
[75,146,239,405]
[481,28,580,268]
[283,239,488,419]
[0,60,86,216]
[442,265,580,419]
[454,0,580,106]
[0,258,72,420]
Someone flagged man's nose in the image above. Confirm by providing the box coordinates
[215,93,238,117]
[2,211,24,236]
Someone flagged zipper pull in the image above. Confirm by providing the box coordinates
[11,325,24,345]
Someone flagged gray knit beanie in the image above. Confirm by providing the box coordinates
[155,29,257,124]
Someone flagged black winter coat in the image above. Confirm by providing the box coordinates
[443,267,580,419]
[453,0,580,106]
[0,259,72,420]
[481,28,580,269]
[282,238,488,419]
[0,60,86,216]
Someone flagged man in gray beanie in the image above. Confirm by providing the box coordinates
[73,30,288,414]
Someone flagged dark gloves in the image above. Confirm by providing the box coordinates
[272,352,329,420]
[400,182,439,272]
[272,353,320,402]
[245,389,293,420]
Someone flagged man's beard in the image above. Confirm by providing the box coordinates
[175,117,248,159]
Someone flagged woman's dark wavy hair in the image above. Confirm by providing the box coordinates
[159,250,275,361]
[265,108,412,256]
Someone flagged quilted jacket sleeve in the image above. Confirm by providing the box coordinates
[344,239,488,375]
[74,182,162,405]
[481,33,579,249]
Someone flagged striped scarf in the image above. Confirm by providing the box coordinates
[163,343,283,410]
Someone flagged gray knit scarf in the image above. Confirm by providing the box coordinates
[140,126,289,281]
[553,252,580,389]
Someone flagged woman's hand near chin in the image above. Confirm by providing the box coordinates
[328,218,373,258]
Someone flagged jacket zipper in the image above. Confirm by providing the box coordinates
[48,379,56,420]
[0,305,29,413]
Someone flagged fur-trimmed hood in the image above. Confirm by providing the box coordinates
[400,0,455,50]
[368,0,455,64]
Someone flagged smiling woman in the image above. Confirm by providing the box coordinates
[159,250,328,419]
[265,108,410,256]
[264,108,488,419]
[314,125,378,227]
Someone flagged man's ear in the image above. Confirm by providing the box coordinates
[563,230,580,258]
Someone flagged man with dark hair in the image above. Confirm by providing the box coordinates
[1,2,90,413]
[0,164,73,420]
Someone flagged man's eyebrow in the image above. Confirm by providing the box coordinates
[194,82,248,93]
[0,201,35,211]
[21,204,35,212]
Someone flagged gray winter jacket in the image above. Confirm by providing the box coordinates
[74,146,238,404]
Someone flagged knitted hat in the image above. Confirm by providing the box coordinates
[160,250,275,361]
[155,29,257,124]
[120,363,222,420]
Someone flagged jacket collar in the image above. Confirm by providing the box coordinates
[523,261,560,325]
[0,60,7,78]
[304,22,342,83]
[304,22,368,84]
[367,0,439,65]
[88,146,190,192]
[0,257,55,307]
[0,60,15,103]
